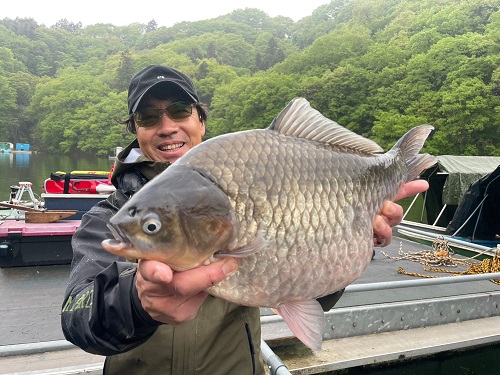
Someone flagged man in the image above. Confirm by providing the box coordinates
[61,65,428,374]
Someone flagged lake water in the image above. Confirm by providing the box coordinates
[0,152,114,202]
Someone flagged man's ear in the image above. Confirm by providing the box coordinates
[200,119,206,137]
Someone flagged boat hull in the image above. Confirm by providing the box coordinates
[0,220,79,267]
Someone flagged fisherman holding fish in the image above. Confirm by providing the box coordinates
[61,65,430,374]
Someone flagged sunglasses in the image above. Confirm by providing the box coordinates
[133,102,197,128]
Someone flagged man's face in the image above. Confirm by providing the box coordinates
[135,97,205,164]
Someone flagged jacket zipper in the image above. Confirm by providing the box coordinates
[245,323,256,374]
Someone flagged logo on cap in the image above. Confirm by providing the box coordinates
[157,76,165,79]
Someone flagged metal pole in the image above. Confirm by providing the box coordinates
[431,204,447,226]
[395,224,496,252]
[451,194,488,237]
[402,193,419,221]
[345,271,500,293]
[0,340,74,357]
[261,339,292,375]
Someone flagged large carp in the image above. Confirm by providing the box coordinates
[102,98,437,350]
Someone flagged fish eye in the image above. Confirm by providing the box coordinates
[142,213,162,235]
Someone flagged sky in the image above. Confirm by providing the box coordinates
[2,0,331,28]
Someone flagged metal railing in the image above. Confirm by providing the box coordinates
[4,270,500,374]
[261,340,292,375]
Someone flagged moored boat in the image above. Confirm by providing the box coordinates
[42,169,115,219]
[0,142,13,153]
[397,155,500,258]
[0,170,115,267]
[0,219,80,267]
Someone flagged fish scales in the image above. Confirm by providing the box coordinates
[102,98,437,350]
[181,129,395,306]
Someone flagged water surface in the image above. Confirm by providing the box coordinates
[0,152,114,202]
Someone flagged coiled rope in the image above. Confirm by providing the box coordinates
[381,237,500,285]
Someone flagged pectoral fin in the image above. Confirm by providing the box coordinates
[215,236,269,258]
[273,300,326,351]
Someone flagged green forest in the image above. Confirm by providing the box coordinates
[1,0,499,156]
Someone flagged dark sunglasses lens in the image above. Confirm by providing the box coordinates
[134,109,159,128]
[134,103,194,127]
[167,102,193,119]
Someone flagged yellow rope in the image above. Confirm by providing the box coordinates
[381,237,500,284]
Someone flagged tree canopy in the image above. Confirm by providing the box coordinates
[1,0,499,156]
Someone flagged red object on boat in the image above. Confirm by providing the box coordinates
[43,169,114,194]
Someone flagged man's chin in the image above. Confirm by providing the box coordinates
[155,151,182,164]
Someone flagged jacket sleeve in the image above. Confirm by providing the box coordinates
[61,199,161,356]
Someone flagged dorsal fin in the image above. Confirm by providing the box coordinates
[269,98,384,154]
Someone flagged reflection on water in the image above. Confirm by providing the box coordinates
[15,153,31,167]
[0,152,114,201]
[0,152,13,168]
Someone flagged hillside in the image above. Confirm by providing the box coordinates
[1,0,499,156]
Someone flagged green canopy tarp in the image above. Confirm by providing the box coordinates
[420,155,500,227]
[428,155,500,205]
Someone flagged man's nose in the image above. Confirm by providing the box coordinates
[156,111,179,133]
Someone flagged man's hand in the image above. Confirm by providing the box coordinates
[136,258,238,325]
[373,180,429,247]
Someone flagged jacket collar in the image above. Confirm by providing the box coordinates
[111,139,170,187]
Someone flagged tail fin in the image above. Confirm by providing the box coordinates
[391,125,437,182]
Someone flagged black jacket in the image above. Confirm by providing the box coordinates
[61,141,265,374]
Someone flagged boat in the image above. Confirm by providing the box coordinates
[397,155,500,258]
[1,181,78,223]
[0,168,116,267]
[2,158,500,371]
[1,171,499,369]
[12,142,33,154]
[0,219,80,267]
[0,181,81,268]
[42,169,116,219]
[0,181,45,221]
[0,142,13,153]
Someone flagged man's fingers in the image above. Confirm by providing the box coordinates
[379,201,404,227]
[373,215,391,247]
[137,258,238,297]
[394,180,429,201]
[170,258,238,296]
[138,259,173,284]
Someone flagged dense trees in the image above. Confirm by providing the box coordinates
[0,0,499,156]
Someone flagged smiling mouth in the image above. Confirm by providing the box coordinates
[159,143,184,152]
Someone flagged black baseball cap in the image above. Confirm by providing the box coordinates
[127,65,199,114]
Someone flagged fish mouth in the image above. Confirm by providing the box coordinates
[107,223,133,248]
